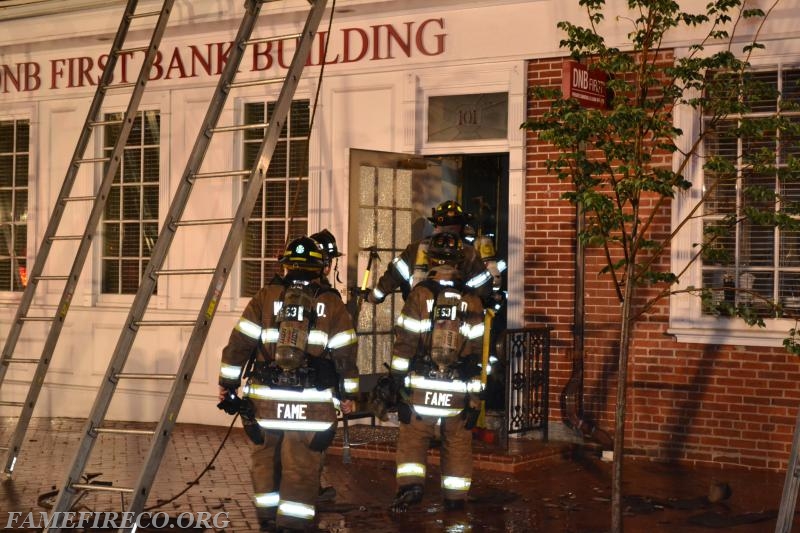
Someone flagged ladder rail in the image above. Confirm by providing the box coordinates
[775,406,800,532]
[1,0,177,476]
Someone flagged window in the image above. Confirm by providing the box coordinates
[240,100,310,298]
[0,119,29,292]
[102,111,160,294]
[701,67,800,317]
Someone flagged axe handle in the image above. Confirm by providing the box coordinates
[477,309,495,428]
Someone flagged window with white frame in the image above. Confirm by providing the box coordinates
[240,99,309,298]
[701,67,800,318]
[102,110,160,294]
[0,119,29,292]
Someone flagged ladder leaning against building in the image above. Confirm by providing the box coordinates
[0,0,331,530]
[0,0,177,478]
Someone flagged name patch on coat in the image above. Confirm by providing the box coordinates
[424,391,453,406]
[277,402,307,419]
[411,387,465,414]
[256,397,337,426]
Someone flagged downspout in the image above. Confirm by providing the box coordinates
[560,201,613,448]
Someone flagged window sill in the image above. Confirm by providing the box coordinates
[0,292,23,305]
[667,318,794,348]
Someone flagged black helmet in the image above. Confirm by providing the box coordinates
[427,231,465,265]
[279,236,325,271]
[428,200,471,227]
[310,229,342,265]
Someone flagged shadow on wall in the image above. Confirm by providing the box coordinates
[631,343,722,461]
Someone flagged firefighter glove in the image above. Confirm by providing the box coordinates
[367,290,383,305]
[239,397,265,445]
[367,374,398,421]
[217,388,242,415]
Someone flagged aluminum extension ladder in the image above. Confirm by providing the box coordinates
[0,0,176,477]
[46,0,328,530]
[776,407,800,532]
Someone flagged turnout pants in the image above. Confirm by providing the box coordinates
[251,430,323,530]
[395,413,474,501]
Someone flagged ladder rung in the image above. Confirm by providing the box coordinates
[19,316,52,322]
[71,482,133,494]
[106,82,137,90]
[89,119,124,127]
[95,427,155,436]
[2,358,40,364]
[210,122,268,134]
[114,373,177,380]
[63,196,95,203]
[0,446,8,451]
[174,218,234,227]
[130,9,161,19]
[155,268,215,276]
[75,157,111,164]
[118,46,150,54]
[192,169,252,180]
[247,32,302,45]
[229,77,285,89]
[134,320,197,327]
[49,235,83,241]
[34,275,70,281]
[0,401,25,407]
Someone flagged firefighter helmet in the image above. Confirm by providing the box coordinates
[310,229,343,265]
[428,200,471,227]
[427,232,465,265]
[280,236,325,271]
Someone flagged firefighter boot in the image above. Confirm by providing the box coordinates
[390,483,424,513]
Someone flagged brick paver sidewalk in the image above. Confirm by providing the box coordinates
[0,418,795,532]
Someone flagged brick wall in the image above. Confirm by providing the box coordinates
[525,55,798,471]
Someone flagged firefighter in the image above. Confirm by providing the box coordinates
[367,200,493,305]
[470,199,508,313]
[388,231,486,513]
[309,228,347,502]
[218,236,359,533]
[310,228,343,291]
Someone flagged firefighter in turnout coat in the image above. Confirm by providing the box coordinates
[389,231,486,512]
[218,236,359,532]
[368,200,493,304]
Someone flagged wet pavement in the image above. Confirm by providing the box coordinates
[0,417,797,532]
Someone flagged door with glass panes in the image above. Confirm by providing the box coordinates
[347,148,508,376]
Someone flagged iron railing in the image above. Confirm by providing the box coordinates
[504,327,551,442]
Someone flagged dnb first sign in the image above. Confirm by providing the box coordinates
[561,60,609,110]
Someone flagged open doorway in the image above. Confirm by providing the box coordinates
[347,148,508,376]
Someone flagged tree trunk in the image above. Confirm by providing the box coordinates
[611,270,637,532]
